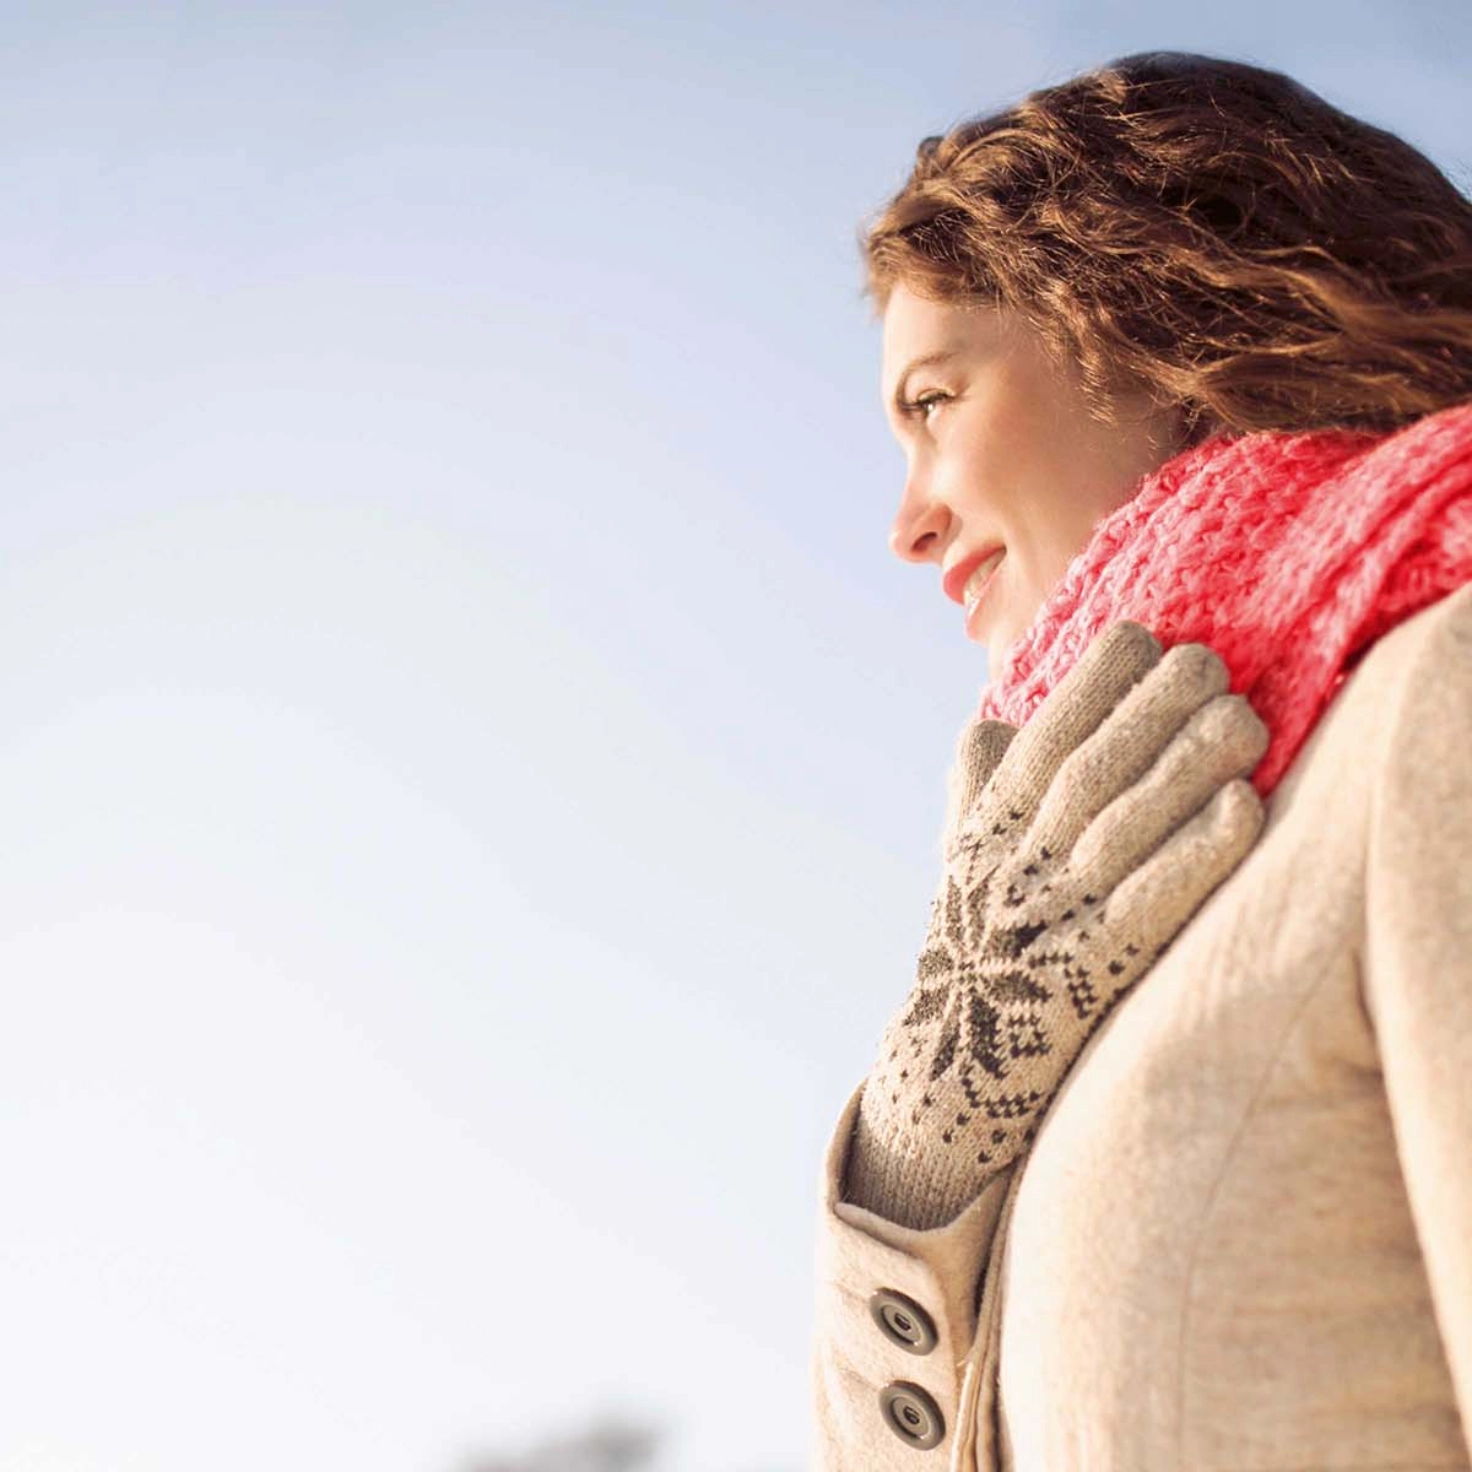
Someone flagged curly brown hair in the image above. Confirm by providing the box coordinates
[859,51,1472,448]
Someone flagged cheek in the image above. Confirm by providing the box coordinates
[942,437,1011,517]
[1000,495,1099,600]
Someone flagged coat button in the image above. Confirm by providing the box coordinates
[879,1381,945,1449]
[868,1288,938,1354]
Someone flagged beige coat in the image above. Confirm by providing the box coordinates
[809,578,1472,1470]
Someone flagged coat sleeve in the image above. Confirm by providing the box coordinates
[808,1077,1016,1469]
[1361,588,1472,1458]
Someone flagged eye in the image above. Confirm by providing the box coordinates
[900,390,951,423]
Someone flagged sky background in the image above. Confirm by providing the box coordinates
[1,3,1468,1469]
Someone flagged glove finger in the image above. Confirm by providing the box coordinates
[943,715,1019,842]
[981,620,1162,834]
[1070,690,1269,893]
[1020,636,1228,861]
[1097,777,1265,961]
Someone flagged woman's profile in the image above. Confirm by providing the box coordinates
[810,50,1472,1469]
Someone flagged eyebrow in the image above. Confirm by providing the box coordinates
[887,350,961,419]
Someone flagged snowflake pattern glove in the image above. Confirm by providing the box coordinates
[843,620,1271,1231]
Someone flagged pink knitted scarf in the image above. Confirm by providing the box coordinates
[976,398,1472,798]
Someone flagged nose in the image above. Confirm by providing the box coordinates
[888,475,951,564]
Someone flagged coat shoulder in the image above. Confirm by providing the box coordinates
[1358,580,1472,707]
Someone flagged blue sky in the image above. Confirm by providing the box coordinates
[0,3,1467,1469]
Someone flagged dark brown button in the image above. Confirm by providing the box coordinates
[868,1288,938,1355]
[879,1380,945,1449]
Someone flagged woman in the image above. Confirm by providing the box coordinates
[810,51,1472,1470]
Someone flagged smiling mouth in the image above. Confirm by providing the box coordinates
[963,548,1006,616]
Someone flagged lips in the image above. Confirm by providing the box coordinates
[962,549,1007,636]
[942,545,1005,606]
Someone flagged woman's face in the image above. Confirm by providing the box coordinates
[881,282,1185,670]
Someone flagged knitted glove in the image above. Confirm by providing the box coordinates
[842,619,1270,1230]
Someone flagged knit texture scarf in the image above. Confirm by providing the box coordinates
[976,398,1472,799]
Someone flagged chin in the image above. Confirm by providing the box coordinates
[983,612,1026,674]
